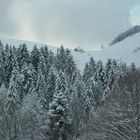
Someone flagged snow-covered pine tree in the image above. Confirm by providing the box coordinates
[21,63,36,94]
[17,44,36,94]
[84,88,94,125]
[45,75,71,140]
[12,45,17,56]
[4,44,10,57]
[83,57,96,86]
[38,49,48,82]
[4,46,17,88]
[0,40,3,49]
[55,47,76,84]
[23,82,45,120]
[55,45,66,71]
[69,90,80,138]
[31,45,40,71]
[0,49,5,87]
[43,45,49,65]
[55,70,69,99]
[17,44,30,71]
[88,57,96,76]
[84,84,96,108]
[5,65,21,140]
[105,59,112,84]
[70,70,86,137]
[5,66,21,116]
[118,62,128,78]
[21,83,45,140]
[0,84,7,104]
[48,50,55,67]
[83,63,91,85]
[36,69,48,111]
[74,71,85,100]
[46,66,56,109]
[88,78,103,108]
[105,59,119,89]
[43,71,70,140]
[0,40,5,62]
[94,60,106,90]
[0,84,9,140]
[65,49,77,83]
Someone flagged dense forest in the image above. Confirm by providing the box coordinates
[0,40,139,140]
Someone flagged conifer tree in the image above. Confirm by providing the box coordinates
[23,83,45,120]
[0,50,5,87]
[4,47,17,88]
[83,63,90,83]
[0,84,7,104]
[46,70,71,140]
[65,49,77,83]
[12,45,17,56]
[119,62,128,75]
[0,40,3,49]
[5,66,21,140]
[88,78,103,107]
[105,59,119,89]
[21,63,36,94]
[70,71,86,137]
[55,45,66,71]
[95,60,106,90]
[38,49,48,82]
[5,67,21,116]
[0,41,5,62]
[4,44,10,62]
[43,45,49,64]
[83,57,96,85]
[84,89,94,126]
[5,44,10,53]
[48,50,55,66]
[36,70,47,111]
[55,70,69,98]
[17,44,30,71]
[46,66,56,109]
[21,83,45,139]
[31,45,40,71]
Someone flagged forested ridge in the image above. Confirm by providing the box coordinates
[0,40,139,140]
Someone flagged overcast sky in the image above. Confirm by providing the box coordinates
[0,0,140,50]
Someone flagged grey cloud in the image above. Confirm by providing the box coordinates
[0,0,18,36]
[0,0,140,50]
[28,0,138,49]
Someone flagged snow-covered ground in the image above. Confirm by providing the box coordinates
[0,32,140,72]
[0,37,57,52]
[73,32,140,70]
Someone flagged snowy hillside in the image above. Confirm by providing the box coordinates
[0,37,58,52]
[73,31,140,70]
[0,33,140,72]
[90,32,140,66]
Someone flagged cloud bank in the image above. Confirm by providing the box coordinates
[0,0,140,50]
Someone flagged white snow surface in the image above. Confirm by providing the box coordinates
[0,33,140,72]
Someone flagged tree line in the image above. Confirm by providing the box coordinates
[0,40,139,140]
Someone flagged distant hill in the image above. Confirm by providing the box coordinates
[109,25,140,46]
[0,32,140,72]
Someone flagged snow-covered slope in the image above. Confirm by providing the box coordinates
[72,32,140,70]
[92,31,140,66]
[0,37,58,52]
[0,33,140,72]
